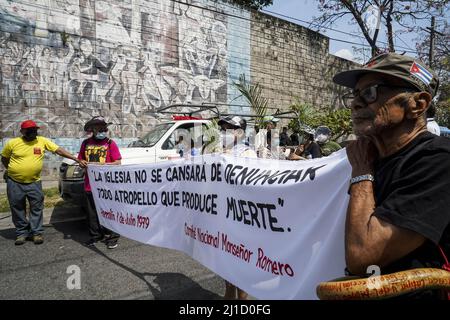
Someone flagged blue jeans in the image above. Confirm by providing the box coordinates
[7,178,44,237]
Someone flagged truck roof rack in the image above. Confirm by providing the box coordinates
[155,103,299,121]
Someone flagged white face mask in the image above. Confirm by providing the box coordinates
[95,132,107,140]
[220,131,235,148]
[315,133,329,144]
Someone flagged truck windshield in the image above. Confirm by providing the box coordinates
[130,123,174,147]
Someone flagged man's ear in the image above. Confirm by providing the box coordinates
[406,92,432,119]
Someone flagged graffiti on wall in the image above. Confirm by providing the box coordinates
[0,0,229,137]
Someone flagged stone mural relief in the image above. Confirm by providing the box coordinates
[0,0,229,138]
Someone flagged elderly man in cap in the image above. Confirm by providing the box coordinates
[1,120,87,245]
[78,116,122,249]
[217,115,256,300]
[334,53,450,299]
[218,115,256,158]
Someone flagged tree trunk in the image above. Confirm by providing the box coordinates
[386,1,395,52]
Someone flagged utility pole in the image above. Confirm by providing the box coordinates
[428,16,435,68]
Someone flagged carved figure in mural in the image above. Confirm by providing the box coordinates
[182,35,225,102]
[106,45,127,105]
[138,49,169,112]
[184,36,218,78]
[173,0,227,104]
[19,47,40,107]
[49,41,75,100]
[68,38,113,109]
[211,21,227,56]
[121,57,140,114]
[160,66,193,104]
[37,47,52,101]
[0,39,22,104]
[210,21,227,77]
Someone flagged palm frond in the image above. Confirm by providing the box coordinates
[233,74,268,127]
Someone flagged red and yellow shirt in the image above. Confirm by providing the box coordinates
[1,136,59,183]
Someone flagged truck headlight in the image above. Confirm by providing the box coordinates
[66,165,85,179]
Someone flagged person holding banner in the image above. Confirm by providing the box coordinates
[218,115,256,299]
[296,126,322,159]
[79,116,122,249]
[333,53,450,299]
[255,115,280,158]
[218,116,257,159]
[1,120,87,245]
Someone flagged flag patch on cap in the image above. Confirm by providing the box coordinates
[410,62,432,86]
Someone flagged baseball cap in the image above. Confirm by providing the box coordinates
[218,116,247,130]
[21,120,40,129]
[299,125,315,135]
[84,116,112,131]
[333,52,439,97]
[261,115,280,124]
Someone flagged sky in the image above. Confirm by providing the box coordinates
[265,0,445,63]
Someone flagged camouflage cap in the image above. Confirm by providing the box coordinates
[333,52,439,97]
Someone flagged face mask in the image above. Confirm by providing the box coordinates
[94,132,107,140]
[23,129,38,141]
[220,131,235,148]
[315,133,329,144]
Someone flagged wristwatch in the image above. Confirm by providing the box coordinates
[348,174,374,194]
[350,174,374,185]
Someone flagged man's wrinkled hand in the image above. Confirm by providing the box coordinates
[346,137,378,177]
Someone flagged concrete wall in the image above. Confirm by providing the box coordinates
[250,12,355,110]
[0,0,356,180]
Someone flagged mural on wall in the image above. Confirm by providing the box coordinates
[0,0,229,137]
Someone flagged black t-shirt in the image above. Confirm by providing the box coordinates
[305,141,322,158]
[372,132,450,298]
[280,132,291,146]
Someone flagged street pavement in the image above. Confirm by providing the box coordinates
[0,207,225,300]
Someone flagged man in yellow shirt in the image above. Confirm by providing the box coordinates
[1,120,87,245]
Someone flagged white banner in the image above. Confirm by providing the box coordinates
[88,149,351,299]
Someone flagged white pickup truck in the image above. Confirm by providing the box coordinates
[58,119,211,203]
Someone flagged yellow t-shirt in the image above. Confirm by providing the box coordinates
[1,136,59,183]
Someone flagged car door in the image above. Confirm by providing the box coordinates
[157,123,194,161]
[157,122,208,160]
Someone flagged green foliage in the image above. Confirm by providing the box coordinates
[233,74,268,127]
[435,103,450,128]
[318,107,353,141]
[202,119,222,154]
[288,101,353,141]
[60,31,69,46]
[288,101,320,132]
[231,0,273,10]
[316,0,449,55]
[0,187,74,212]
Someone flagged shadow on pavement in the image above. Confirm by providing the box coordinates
[52,220,222,300]
[0,203,85,240]
[0,227,15,240]
[48,204,86,224]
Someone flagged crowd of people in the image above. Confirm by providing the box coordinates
[1,52,449,300]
